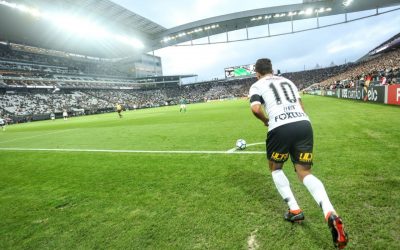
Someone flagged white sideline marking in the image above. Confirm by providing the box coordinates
[0,147,265,154]
[226,142,265,153]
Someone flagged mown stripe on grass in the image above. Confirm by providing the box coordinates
[0,129,75,144]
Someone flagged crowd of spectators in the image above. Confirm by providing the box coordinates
[0,91,110,116]
[308,48,400,90]
[281,64,352,89]
[0,77,255,121]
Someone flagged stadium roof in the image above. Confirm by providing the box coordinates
[0,0,167,58]
[0,0,400,58]
[156,0,400,47]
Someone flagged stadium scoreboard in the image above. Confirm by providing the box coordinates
[224,63,255,78]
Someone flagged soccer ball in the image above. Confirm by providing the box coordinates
[236,139,246,150]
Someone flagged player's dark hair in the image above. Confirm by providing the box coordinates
[255,58,273,75]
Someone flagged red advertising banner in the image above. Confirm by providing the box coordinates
[387,84,400,105]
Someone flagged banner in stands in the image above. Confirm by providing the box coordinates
[340,88,363,100]
[365,86,385,103]
[308,84,400,106]
[387,84,400,105]
[321,89,338,97]
[337,86,385,103]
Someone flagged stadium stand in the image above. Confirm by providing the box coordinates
[307,48,400,91]
[1,37,399,124]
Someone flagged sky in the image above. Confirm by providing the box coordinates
[110,0,400,82]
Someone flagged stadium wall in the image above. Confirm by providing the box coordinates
[307,84,400,106]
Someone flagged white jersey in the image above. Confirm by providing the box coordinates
[249,75,309,131]
[0,118,5,125]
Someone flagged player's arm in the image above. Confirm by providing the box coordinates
[249,85,269,127]
[249,86,269,127]
[251,103,269,127]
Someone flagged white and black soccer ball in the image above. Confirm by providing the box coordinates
[236,139,246,150]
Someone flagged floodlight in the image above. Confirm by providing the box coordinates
[1,0,145,49]
[15,4,28,12]
[27,8,41,17]
[49,14,109,38]
[343,0,353,7]
[0,0,16,9]
[305,8,313,15]
[116,35,144,49]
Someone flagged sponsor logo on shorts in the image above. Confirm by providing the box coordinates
[299,153,313,163]
[271,152,289,162]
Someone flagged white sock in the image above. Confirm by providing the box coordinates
[271,170,300,211]
[303,174,335,218]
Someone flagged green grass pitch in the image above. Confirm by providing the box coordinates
[0,95,399,249]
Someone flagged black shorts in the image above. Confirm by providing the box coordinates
[266,120,313,165]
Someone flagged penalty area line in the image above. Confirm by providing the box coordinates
[0,147,265,155]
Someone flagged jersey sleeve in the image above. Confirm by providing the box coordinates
[249,84,264,106]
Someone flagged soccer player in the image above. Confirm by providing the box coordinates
[63,109,68,120]
[249,58,348,249]
[0,117,6,131]
[116,103,123,118]
[179,97,187,113]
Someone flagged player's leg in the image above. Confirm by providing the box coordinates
[267,128,304,222]
[295,164,335,218]
[269,161,304,222]
[292,119,348,248]
[291,121,338,218]
[295,164,348,248]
